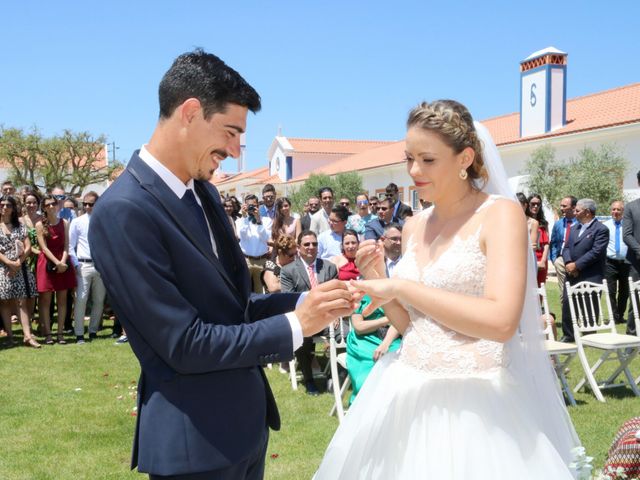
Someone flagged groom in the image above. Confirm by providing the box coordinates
[89,49,354,479]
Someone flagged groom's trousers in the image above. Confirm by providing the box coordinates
[149,428,268,480]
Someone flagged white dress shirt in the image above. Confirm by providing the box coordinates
[235,216,273,257]
[139,146,218,257]
[139,145,302,350]
[317,230,342,260]
[69,213,92,267]
[604,218,628,260]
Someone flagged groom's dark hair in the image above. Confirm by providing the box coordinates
[158,48,261,120]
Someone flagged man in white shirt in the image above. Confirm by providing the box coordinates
[236,194,273,293]
[382,223,403,277]
[70,191,106,343]
[317,205,349,260]
[310,187,334,235]
[603,200,630,325]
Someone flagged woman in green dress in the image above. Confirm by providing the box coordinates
[346,295,401,403]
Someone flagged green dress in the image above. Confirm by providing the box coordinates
[346,296,401,404]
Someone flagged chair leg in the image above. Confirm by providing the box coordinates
[574,347,606,402]
[618,348,640,396]
[554,354,577,406]
[574,350,609,393]
[289,359,298,391]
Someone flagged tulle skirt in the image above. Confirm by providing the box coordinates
[315,352,576,479]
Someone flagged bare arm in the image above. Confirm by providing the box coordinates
[294,218,302,240]
[262,270,281,293]
[351,313,389,335]
[36,221,61,264]
[354,200,527,343]
[529,218,539,250]
[373,325,400,361]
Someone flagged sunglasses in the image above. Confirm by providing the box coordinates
[301,242,318,247]
[529,202,541,207]
[44,203,56,208]
[377,206,389,211]
[53,194,66,201]
[340,202,350,206]
[83,202,95,207]
[0,203,12,208]
[384,193,395,197]
[357,201,369,206]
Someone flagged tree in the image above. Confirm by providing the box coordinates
[0,126,123,196]
[523,143,627,215]
[289,172,364,214]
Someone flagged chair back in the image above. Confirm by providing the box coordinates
[329,317,349,351]
[538,283,554,340]
[565,280,616,335]
[629,277,640,335]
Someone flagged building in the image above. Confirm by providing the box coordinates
[212,47,640,208]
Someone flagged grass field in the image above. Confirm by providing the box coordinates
[0,286,638,479]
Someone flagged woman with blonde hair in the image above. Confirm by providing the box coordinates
[316,100,581,479]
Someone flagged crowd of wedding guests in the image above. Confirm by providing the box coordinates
[0,180,127,349]
[4,171,639,400]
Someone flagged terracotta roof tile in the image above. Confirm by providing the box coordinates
[210,166,269,186]
[246,174,283,187]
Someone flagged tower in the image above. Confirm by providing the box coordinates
[520,47,567,137]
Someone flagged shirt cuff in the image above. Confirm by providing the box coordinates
[285,292,308,351]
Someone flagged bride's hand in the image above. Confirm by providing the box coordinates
[355,240,386,280]
[349,278,396,316]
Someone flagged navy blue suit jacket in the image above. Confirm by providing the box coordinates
[550,217,577,262]
[89,153,299,476]
[562,219,609,284]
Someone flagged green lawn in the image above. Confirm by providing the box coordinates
[0,286,638,479]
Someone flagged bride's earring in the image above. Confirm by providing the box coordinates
[459,168,468,180]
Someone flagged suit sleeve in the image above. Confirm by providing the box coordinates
[280,266,295,293]
[574,224,609,272]
[623,207,640,261]
[364,222,376,241]
[549,222,560,262]
[246,292,300,322]
[90,196,292,375]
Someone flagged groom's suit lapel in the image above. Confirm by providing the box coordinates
[126,154,245,306]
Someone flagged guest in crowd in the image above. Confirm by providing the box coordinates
[347,296,401,402]
[561,198,609,342]
[317,205,349,260]
[236,194,272,294]
[70,192,106,344]
[1,181,16,196]
[261,234,298,294]
[517,192,539,253]
[338,197,351,215]
[280,230,338,395]
[385,182,412,222]
[529,193,550,286]
[369,195,379,215]
[382,223,403,276]
[301,195,320,232]
[603,200,630,325]
[35,194,76,344]
[623,170,640,336]
[330,229,360,281]
[223,197,239,235]
[310,187,334,235]
[346,193,376,238]
[21,191,42,268]
[550,196,578,305]
[258,183,277,220]
[271,197,301,244]
[0,195,40,347]
[365,197,401,241]
[51,186,75,222]
[64,197,79,218]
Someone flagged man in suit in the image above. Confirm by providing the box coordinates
[561,198,609,342]
[300,195,319,232]
[89,50,354,479]
[603,201,630,326]
[280,230,338,395]
[550,195,578,306]
[385,182,412,222]
[623,170,640,336]
[365,198,403,241]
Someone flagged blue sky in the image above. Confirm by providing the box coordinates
[1,1,638,172]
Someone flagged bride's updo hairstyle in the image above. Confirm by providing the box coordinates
[407,100,488,190]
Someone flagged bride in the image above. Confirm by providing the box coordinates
[315,100,581,479]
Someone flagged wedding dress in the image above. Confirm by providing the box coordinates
[314,194,580,479]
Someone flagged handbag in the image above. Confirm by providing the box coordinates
[46,258,70,273]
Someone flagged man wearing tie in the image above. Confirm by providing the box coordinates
[603,201,630,325]
[561,198,609,342]
[89,50,354,479]
[550,195,578,305]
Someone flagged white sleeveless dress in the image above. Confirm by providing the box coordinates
[315,196,576,479]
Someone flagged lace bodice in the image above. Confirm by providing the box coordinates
[393,196,505,378]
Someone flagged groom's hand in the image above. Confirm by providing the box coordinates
[296,280,357,337]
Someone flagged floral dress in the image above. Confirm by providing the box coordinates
[0,223,37,300]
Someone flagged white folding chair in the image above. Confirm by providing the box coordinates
[288,334,329,391]
[567,280,640,402]
[328,318,351,422]
[627,277,640,385]
[539,283,578,406]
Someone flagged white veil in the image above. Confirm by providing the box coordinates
[474,121,580,465]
